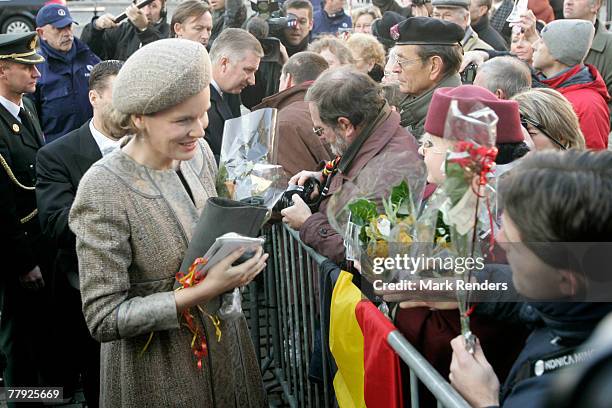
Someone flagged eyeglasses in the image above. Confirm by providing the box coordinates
[313,126,324,137]
[520,114,567,150]
[391,54,423,70]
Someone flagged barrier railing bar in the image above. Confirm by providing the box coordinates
[297,245,314,408]
[387,330,471,408]
[284,226,327,267]
[409,369,419,408]
[282,227,298,400]
[289,239,306,407]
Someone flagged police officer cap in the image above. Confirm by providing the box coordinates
[391,16,465,46]
[0,32,45,65]
[431,0,470,9]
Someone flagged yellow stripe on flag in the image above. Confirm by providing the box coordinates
[330,270,366,408]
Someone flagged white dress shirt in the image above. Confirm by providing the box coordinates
[0,95,23,122]
[89,120,120,157]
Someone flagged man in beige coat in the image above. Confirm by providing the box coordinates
[432,0,494,52]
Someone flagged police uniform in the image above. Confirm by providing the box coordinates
[0,32,51,395]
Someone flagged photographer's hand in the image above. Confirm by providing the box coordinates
[289,170,324,186]
[126,4,148,30]
[281,195,312,230]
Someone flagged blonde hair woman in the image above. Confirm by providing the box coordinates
[308,35,354,69]
[512,88,586,151]
[346,32,386,82]
[69,39,267,407]
[351,6,381,34]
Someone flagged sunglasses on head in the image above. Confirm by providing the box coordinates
[520,114,567,150]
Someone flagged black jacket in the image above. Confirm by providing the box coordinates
[35,121,101,289]
[209,0,246,48]
[475,265,612,408]
[205,85,241,163]
[0,98,46,278]
[80,17,169,61]
[472,14,508,51]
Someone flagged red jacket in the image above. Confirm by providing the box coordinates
[541,64,611,150]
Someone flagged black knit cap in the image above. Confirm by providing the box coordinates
[391,16,465,46]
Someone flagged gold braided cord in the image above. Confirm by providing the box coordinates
[0,50,38,59]
[20,209,38,224]
[0,152,35,190]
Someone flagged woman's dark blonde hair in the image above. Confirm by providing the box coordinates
[308,36,354,65]
[512,88,586,150]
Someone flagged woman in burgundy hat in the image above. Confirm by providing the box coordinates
[394,85,530,408]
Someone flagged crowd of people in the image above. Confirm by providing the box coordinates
[0,0,611,406]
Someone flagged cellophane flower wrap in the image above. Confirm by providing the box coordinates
[218,108,287,209]
[426,99,500,351]
[326,150,427,283]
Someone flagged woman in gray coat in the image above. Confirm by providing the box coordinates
[69,39,268,407]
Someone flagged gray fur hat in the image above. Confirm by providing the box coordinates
[540,19,595,67]
[112,38,211,115]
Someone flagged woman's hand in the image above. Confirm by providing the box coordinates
[175,247,268,312]
[205,247,268,295]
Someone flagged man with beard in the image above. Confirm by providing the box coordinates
[30,4,100,143]
[35,60,124,407]
[81,0,169,60]
[206,29,263,162]
[280,66,418,263]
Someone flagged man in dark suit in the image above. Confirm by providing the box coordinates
[0,32,51,401]
[36,60,123,407]
[206,28,263,162]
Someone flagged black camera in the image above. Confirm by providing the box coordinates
[273,177,322,213]
[461,63,478,85]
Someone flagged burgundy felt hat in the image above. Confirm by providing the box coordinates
[424,85,524,144]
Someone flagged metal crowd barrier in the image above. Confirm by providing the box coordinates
[245,223,470,408]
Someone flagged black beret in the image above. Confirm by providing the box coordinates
[372,11,406,42]
[0,32,44,65]
[391,16,465,46]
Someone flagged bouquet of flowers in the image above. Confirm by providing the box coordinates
[430,100,500,352]
[326,150,428,282]
[218,108,287,209]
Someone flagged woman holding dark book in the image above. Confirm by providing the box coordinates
[69,38,267,407]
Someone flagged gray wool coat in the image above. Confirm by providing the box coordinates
[69,140,266,407]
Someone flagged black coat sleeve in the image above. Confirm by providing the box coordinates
[35,146,76,251]
[0,143,37,276]
[81,18,119,60]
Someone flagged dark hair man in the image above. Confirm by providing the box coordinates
[81,0,169,60]
[207,29,264,161]
[31,4,101,143]
[469,0,508,50]
[171,0,213,47]
[280,66,418,263]
[431,0,494,51]
[448,150,612,407]
[474,56,532,99]
[35,59,124,407]
[392,17,464,138]
[0,32,49,400]
[254,51,332,176]
[273,0,315,57]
